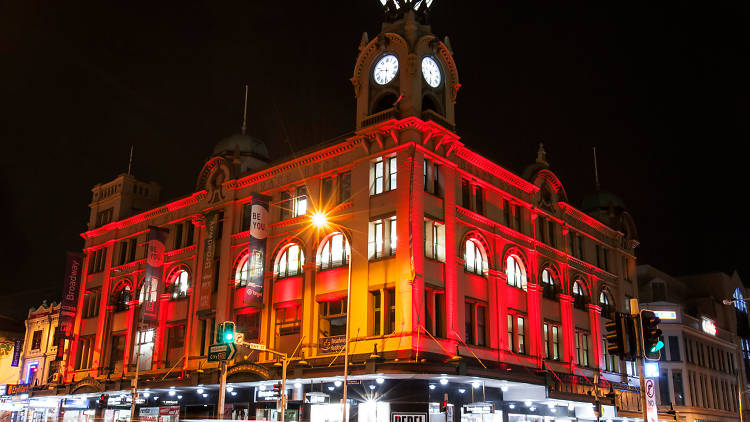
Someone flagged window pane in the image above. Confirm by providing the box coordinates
[466,240,475,272]
[389,219,397,255]
[375,222,383,258]
[389,157,397,189]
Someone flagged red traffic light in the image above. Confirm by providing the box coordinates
[440,401,448,412]
[272,383,281,393]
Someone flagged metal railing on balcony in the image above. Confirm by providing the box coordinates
[361,107,398,127]
[421,109,455,131]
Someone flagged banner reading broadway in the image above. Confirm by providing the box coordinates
[141,226,169,324]
[56,252,83,360]
[243,194,269,306]
[199,212,219,310]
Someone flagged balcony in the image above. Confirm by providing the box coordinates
[361,108,397,127]
[421,109,455,132]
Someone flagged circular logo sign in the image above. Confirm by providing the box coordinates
[249,204,268,239]
[146,240,166,267]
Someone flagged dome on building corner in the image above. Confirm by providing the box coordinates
[581,189,627,213]
[212,133,270,161]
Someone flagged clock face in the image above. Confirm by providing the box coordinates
[373,54,399,85]
[421,57,441,88]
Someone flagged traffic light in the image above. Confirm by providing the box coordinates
[217,321,236,344]
[98,393,109,407]
[641,310,663,360]
[273,383,282,395]
[605,313,626,357]
[440,401,448,413]
[605,313,637,361]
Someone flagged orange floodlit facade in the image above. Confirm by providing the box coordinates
[47,4,645,421]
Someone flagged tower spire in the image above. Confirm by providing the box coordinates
[536,142,548,166]
[241,84,249,136]
[127,145,134,176]
[593,147,600,190]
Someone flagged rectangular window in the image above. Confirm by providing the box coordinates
[294,186,307,217]
[129,238,137,262]
[280,191,292,220]
[465,302,475,345]
[174,223,183,250]
[385,289,396,334]
[474,186,484,215]
[371,291,381,336]
[517,316,525,354]
[389,217,397,256]
[552,326,560,360]
[503,199,511,226]
[476,305,486,347]
[424,219,445,261]
[321,177,334,204]
[433,163,441,197]
[118,241,127,266]
[669,336,681,361]
[461,179,471,209]
[31,330,42,350]
[435,292,445,338]
[75,336,94,370]
[370,217,396,260]
[339,171,351,202]
[108,335,125,373]
[389,157,397,190]
[166,325,185,367]
[319,298,348,337]
[514,204,522,231]
[374,159,384,194]
[548,220,555,247]
[236,313,260,343]
[374,221,383,259]
[276,306,302,336]
[543,324,550,359]
[423,159,428,190]
[577,236,584,260]
[507,314,514,352]
[596,245,601,268]
[133,329,155,371]
[659,371,670,405]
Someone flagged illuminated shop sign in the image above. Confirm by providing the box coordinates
[304,392,329,404]
[392,413,427,422]
[654,311,676,320]
[644,362,660,378]
[463,403,494,414]
[255,389,280,402]
[702,318,717,336]
[63,398,89,409]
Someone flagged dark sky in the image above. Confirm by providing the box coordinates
[1,2,747,317]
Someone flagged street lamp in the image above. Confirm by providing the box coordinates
[309,210,353,422]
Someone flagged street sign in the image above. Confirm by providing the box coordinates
[645,379,657,422]
[208,343,237,362]
[247,342,266,351]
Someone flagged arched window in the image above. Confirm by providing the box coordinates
[318,232,350,270]
[276,243,304,278]
[168,268,190,299]
[541,269,557,299]
[234,250,264,288]
[573,281,588,310]
[114,285,131,312]
[464,238,488,276]
[506,255,527,291]
[600,290,614,318]
[734,288,747,313]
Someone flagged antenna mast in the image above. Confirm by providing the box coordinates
[127,145,134,176]
[241,85,249,136]
[593,147,600,190]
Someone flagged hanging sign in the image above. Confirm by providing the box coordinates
[11,338,22,367]
[141,227,168,324]
[199,212,219,309]
[57,252,84,359]
[244,194,270,306]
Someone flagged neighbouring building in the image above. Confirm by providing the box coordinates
[19,301,62,388]
[40,2,645,422]
[0,314,25,421]
[638,265,750,422]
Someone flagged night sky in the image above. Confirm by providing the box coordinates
[1,2,747,318]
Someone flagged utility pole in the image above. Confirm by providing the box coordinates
[217,360,228,418]
[630,298,649,422]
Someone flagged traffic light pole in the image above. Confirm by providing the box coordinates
[217,360,227,418]
[630,298,649,422]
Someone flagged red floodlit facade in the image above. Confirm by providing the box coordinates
[50,5,645,421]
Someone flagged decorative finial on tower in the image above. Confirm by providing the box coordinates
[241,84,249,136]
[593,147,600,190]
[443,35,453,53]
[359,32,369,52]
[127,145,134,176]
[536,143,548,166]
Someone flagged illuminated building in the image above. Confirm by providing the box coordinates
[638,265,750,422]
[19,301,62,387]
[44,2,644,421]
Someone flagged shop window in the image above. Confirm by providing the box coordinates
[369,217,396,259]
[276,305,302,336]
[572,281,588,310]
[166,325,185,367]
[424,219,445,262]
[31,330,42,350]
[541,269,557,299]
[506,255,527,290]
[464,238,488,276]
[318,232,350,270]
[276,243,304,278]
[544,323,560,361]
[320,298,348,337]
[167,268,190,300]
[371,156,397,195]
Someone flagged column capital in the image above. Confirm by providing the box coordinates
[558,294,574,304]
[526,282,542,294]
[588,304,602,314]
[192,214,206,227]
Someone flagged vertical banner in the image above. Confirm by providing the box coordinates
[199,212,219,310]
[141,227,169,324]
[244,194,269,305]
[57,252,83,360]
[11,338,22,367]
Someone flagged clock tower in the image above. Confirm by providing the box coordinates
[351,0,460,131]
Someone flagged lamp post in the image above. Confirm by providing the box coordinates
[311,212,352,422]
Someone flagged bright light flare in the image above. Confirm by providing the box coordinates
[311,212,328,228]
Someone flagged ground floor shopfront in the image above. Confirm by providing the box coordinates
[4,373,634,422]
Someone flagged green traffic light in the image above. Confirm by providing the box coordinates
[225,332,234,342]
[650,340,664,353]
